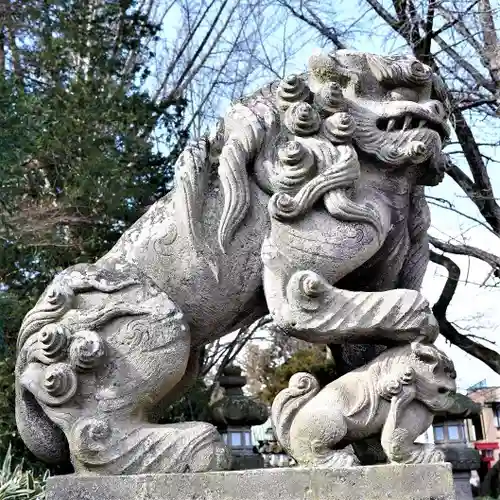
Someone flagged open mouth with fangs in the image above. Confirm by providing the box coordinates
[376,113,449,141]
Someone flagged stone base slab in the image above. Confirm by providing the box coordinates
[46,463,456,500]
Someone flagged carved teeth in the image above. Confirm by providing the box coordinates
[381,115,431,133]
[403,115,411,131]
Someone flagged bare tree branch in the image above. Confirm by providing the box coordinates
[429,235,500,278]
[276,0,346,49]
[431,250,500,373]
[477,0,500,102]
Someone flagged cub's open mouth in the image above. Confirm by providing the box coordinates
[376,113,448,141]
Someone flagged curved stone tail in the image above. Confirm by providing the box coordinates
[271,372,319,455]
[14,264,143,465]
[15,358,70,464]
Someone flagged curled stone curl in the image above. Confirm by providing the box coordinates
[322,112,356,143]
[41,363,78,406]
[69,330,106,372]
[269,145,359,221]
[406,60,433,85]
[314,82,346,116]
[273,141,316,193]
[288,372,320,396]
[288,270,326,312]
[276,75,310,111]
[17,282,75,352]
[71,418,113,461]
[300,274,324,299]
[36,324,70,364]
[284,102,321,137]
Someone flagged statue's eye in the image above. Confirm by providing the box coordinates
[443,367,457,379]
[388,87,419,102]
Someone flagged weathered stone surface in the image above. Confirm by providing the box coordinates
[272,342,457,467]
[46,464,456,500]
[16,49,467,475]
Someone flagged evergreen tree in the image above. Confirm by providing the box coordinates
[245,343,336,406]
[0,0,187,469]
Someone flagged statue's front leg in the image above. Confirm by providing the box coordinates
[264,262,438,346]
[147,347,203,423]
[381,387,444,465]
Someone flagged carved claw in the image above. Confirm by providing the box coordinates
[408,445,445,464]
[314,450,361,469]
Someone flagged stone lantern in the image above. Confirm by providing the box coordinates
[209,364,268,470]
[433,393,482,500]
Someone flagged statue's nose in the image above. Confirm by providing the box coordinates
[424,100,446,119]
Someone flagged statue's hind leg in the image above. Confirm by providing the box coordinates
[290,403,360,468]
[15,264,231,475]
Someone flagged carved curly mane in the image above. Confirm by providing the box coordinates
[175,71,386,257]
[336,342,453,424]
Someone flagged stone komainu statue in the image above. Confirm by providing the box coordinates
[16,50,458,475]
[271,341,457,468]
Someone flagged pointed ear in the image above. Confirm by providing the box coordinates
[411,341,438,364]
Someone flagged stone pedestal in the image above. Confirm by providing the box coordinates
[46,463,456,500]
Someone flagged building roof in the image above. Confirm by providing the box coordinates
[467,387,500,404]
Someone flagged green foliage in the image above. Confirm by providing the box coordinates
[259,348,336,404]
[0,445,47,499]
[0,0,187,295]
[159,379,213,424]
[0,0,187,472]
[0,358,16,463]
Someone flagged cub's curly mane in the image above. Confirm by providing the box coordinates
[366,342,453,379]
[349,342,453,417]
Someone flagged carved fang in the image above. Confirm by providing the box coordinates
[403,115,411,131]
[387,119,395,132]
[418,119,427,128]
